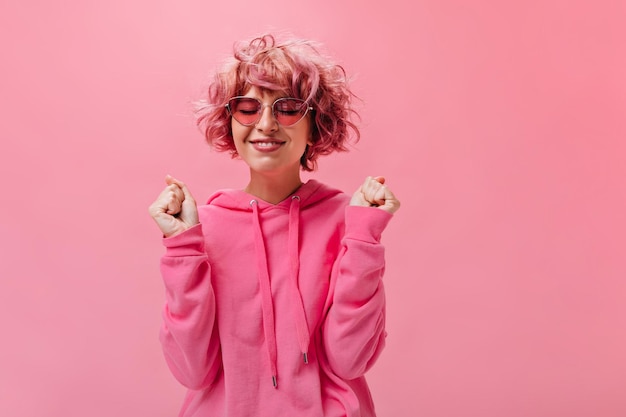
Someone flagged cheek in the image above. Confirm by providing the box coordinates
[299,119,314,146]
[231,122,251,144]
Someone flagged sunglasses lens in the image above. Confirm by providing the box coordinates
[273,98,309,126]
[228,98,261,125]
[227,97,310,126]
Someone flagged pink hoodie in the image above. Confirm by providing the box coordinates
[159,179,392,417]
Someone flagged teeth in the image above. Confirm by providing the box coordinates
[254,142,281,147]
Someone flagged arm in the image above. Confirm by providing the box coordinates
[322,206,392,380]
[159,224,222,389]
[149,176,221,389]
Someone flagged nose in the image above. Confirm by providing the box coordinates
[255,104,278,132]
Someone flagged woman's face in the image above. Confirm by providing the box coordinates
[231,86,312,178]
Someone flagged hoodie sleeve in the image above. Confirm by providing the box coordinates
[322,205,393,380]
[159,223,222,390]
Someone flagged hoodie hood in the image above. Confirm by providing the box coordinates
[206,179,343,212]
[205,179,344,387]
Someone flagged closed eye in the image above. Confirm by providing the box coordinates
[238,109,259,115]
[276,110,300,116]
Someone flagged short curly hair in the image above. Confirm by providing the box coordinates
[195,34,360,171]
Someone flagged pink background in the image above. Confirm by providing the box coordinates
[1,1,625,416]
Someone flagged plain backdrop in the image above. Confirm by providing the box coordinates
[1,1,625,416]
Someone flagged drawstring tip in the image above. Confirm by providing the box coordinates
[272,375,277,388]
[303,352,309,364]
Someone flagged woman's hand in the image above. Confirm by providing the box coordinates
[148,175,200,238]
[350,176,401,214]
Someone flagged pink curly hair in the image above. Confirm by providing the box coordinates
[195,34,360,171]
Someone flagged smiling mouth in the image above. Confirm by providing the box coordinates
[249,140,286,147]
[252,141,283,147]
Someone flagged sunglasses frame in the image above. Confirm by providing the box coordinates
[225,96,314,127]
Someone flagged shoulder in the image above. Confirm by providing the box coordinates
[300,179,349,206]
[299,180,350,228]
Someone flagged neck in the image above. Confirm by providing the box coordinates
[244,169,303,205]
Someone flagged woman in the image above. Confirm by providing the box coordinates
[149,34,400,417]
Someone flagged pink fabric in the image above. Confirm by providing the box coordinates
[159,180,392,416]
[250,199,279,386]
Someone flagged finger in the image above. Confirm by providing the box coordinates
[165,193,183,215]
[149,185,180,215]
[369,176,401,210]
[166,175,196,202]
[372,186,387,206]
[164,183,184,198]
[157,183,182,215]
[379,186,401,214]
[364,188,386,207]
[362,176,386,205]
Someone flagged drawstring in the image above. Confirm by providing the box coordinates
[250,200,278,388]
[288,195,311,364]
[249,196,311,389]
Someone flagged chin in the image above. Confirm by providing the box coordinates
[246,160,302,176]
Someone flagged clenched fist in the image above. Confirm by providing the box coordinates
[148,175,199,238]
[350,176,401,214]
